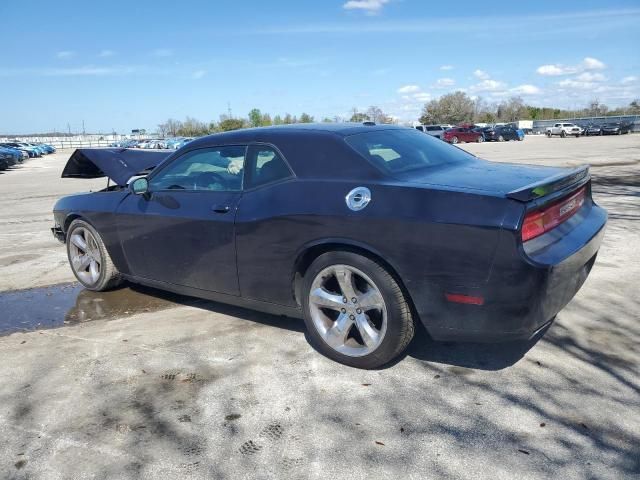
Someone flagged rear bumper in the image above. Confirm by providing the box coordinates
[416,204,607,342]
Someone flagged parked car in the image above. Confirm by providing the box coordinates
[0,142,41,157]
[34,143,56,154]
[0,148,19,169]
[601,122,632,135]
[476,125,521,142]
[583,124,603,136]
[148,139,167,149]
[0,145,25,163]
[443,126,484,143]
[545,123,582,138]
[172,137,194,149]
[52,123,606,368]
[415,125,446,139]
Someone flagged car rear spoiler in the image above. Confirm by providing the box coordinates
[506,165,590,202]
[61,148,171,186]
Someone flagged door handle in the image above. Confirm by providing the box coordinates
[212,204,231,214]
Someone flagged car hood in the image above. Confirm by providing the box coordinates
[61,148,171,186]
[400,159,569,197]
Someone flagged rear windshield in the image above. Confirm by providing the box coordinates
[345,129,474,176]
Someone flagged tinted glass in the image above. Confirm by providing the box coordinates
[246,145,292,188]
[345,129,475,176]
[149,146,246,192]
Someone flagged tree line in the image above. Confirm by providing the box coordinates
[157,106,398,137]
[419,92,640,125]
[156,96,640,137]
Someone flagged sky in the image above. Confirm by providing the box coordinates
[1,0,639,134]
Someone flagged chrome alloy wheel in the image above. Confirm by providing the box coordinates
[308,265,387,357]
[68,227,102,286]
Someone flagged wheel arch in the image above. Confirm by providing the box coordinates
[63,213,88,233]
[292,239,416,314]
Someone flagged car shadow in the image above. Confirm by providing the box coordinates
[125,283,542,371]
[400,322,547,371]
[54,282,542,371]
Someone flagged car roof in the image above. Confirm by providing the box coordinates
[187,122,407,147]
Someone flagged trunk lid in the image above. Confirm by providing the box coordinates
[400,159,588,200]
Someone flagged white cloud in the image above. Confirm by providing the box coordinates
[536,57,606,76]
[582,57,605,70]
[44,66,135,76]
[99,49,115,57]
[191,70,206,80]
[470,79,506,92]
[558,78,593,89]
[439,65,453,71]
[55,51,75,59]
[397,84,421,94]
[153,48,174,57]
[473,69,490,80]
[576,72,606,82]
[343,0,390,15]
[536,64,573,76]
[621,76,638,84]
[510,84,541,95]
[433,78,455,88]
[413,92,431,102]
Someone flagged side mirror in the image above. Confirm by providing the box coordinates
[130,177,149,195]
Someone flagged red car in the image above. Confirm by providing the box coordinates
[443,126,484,144]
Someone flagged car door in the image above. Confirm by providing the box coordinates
[115,145,246,295]
[234,144,297,306]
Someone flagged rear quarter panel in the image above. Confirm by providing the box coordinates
[235,180,510,307]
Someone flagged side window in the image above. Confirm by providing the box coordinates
[245,145,292,189]
[149,145,246,192]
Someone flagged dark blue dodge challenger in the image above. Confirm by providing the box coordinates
[52,123,607,368]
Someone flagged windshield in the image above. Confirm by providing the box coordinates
[345,128,475,176]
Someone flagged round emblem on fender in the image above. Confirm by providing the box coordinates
[345,187,371,211]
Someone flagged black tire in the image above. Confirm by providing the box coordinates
[66,219,123,291]
[302,251,415,369]
[560,131,566,138]
[546,131,551,138]
[451,136,459,144]
[498,135,504,142]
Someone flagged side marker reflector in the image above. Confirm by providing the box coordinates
[445,293,485,305]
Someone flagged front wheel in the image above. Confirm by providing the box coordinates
[302,251,415,369]
[560,131,566,138]
[476,135,484,143]
[66,219,123,291]
[451,136,459,144]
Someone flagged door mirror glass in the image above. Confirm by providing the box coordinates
[130,177,149,195]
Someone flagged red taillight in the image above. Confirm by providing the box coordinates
[522,186,586,242]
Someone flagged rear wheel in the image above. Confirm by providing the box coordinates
[302,251,415,369]
[476,135,484,143]
[560,131,566,138]
[66,219,122,291]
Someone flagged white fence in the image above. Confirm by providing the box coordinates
[0,134,146,150]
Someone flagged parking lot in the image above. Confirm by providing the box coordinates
[0,135,638,479]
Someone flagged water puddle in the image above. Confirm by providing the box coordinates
[0,283,187,336]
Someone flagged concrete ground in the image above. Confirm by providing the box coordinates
[0,135,638,479]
